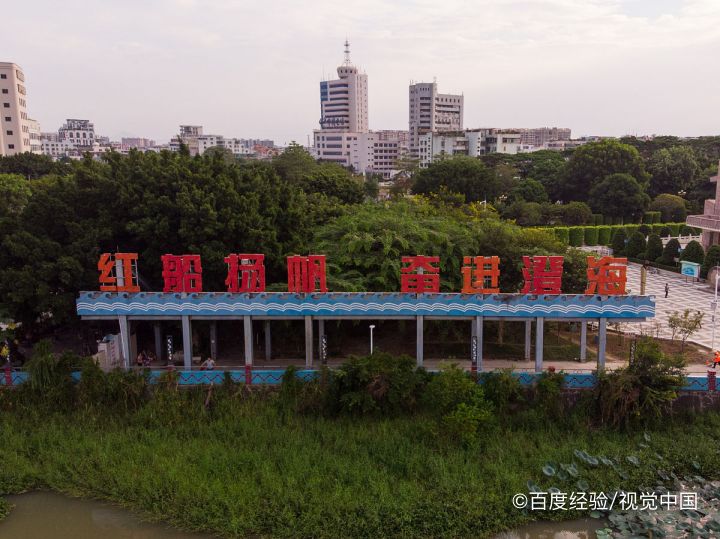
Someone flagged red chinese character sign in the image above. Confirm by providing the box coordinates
[401,256,440,293]
[161,254,202,293]
[586,256,627,295]
[521,256,563,295]
[98,252,140,293]
[225,254,266,293]
[287,255,328,293]
[461,256,500,294]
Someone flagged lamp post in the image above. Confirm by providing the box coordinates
[369,324,375,355]
[712,265,719,352]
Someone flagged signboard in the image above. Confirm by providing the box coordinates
[681,261,700,278]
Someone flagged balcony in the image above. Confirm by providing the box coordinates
[687,213,720,232]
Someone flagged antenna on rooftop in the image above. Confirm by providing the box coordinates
[344,38,351,65]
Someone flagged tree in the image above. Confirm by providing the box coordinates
[524,151,567,201]
[680,240,704,265]
[648,146,700,197]
[272,142,317,183]
[411,156,499,203]
[648,194,687,222]
[0,152,67,179]
[625,232,646,259]
[701,245,720,278]
[561,201,593,225]
[611,229,627,255]
[645,234,663,262]
[504,201,544,226]
[563,139,650,202]
[668,310,704,352]
[508,178,548,204]
[659,238,681,265]
[588,173,650,221]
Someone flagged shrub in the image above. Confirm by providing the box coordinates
[702,245,720,278]
[611,229,627,255]
[329,353,427,416]
[553,227,569,245]
[77,361,148,414]
[479,370,524,414]
[624,224,640,237]
[613,216,624,225]
[568,227,584,247]
[278,365,331,415]
[659,226,672,237]
[532,370,565,418]
[659,238,681,265]
[625,232,646,258]
[597,226,611,245]
[442,402,492,447]
[668,223,681,236]
[645,234,663,262]
[680,240,704,264]
[638,224,651,236]
[584,227,599,246]
[423,364,486,416]
[592,214,603,225]
[594,338,685,429]
[649,194,686,222]
[679,224,693,236]
[22,340,78,410]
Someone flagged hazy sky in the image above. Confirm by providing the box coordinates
[3,0,719,144]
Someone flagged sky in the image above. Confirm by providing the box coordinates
[2,0,719,145]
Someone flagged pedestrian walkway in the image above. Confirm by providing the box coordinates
[625,263,717,350]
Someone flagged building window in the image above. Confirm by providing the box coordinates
[0,74,5,79]
[1,89,7,94]
[2,103,8,108]
[6,130,12,135]
[8,144,14,149]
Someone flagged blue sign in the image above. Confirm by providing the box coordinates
[681,261,700,278]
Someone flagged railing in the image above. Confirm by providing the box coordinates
[0,367,712,392]
[687,214,720,232]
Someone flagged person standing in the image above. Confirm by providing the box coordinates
[664,283,669,298]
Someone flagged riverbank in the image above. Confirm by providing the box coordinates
[2,391,720,538]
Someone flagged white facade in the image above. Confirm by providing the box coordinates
[0,62,30,156]
[408,81,463,157]
[41,139,74,158]
[418,129,524,167]
[27,117,41,154]
[59,119,95,148]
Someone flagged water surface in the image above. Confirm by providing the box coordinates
[1,491,212,539]
[495,517,606,538]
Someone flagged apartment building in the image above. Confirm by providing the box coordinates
[518,127,571,146]
[408,81,463,157]
[27,118,41,154]
[58,119,96,148]
[418,129,524,167]
[0,62,30,156]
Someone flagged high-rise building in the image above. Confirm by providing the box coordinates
[517,127,571,146]
[408,81,463,158]
[314,41,369,166]
[0,62,30,156]
[27,118,41,154]
[59,119,96,148]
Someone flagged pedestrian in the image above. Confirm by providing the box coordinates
[714,351,720,369]
[664,283,669,298]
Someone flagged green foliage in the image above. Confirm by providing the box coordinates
[658,225,671,236]
[680,240,704,264]
[77,361,148,414]
[611,229,627,255]
[659,238,681,265]
[20,340,78,410]
[597,226,612,245]
[563,139,649,202]
[638,224,651,236]
[584,227,599,246]
[0,152,68,179]
[560,201,593,225]
[625,232,647,258]
[648,146,700,197]
[668,310,704,352]
[701,245,720,278]
[589,173,650,221]
[412,156,499,203]
[643,211,661,224]
[668,223,681,236]
[594,338,685,429]
[649,194,687,222]
[568,227,584,247]
[479,370,524,414]
[533,371,565,419]
[592,214,603,225]
[553,226,569,245]
[508,178,548,204]
[645,234,664,262]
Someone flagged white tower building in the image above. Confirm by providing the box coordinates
[0,62,30,156]
[408,81,463,158]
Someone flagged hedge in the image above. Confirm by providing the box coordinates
[554,227,569,245]
[584,227,599,246]
[597,226,612,245]
[651,223,665,235]
[591,214,602,226]
[668,223,681,236]
[625,224,640,237]
[569,227,584,247]
[643,211,661,224]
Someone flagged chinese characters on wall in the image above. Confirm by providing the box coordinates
[96,252,629,295]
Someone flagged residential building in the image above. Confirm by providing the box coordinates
[408,81,463,158]
[687,161,720,250]
[59,119,95,148]
[27,118,41,154]
[40,138,74,158]
[121,137,156,150]
[518,127,571,146]
[0,62,30,156]
[418,129,524,167]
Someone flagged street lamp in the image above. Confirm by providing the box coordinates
[369,325,375,355]
[712,265,720,352]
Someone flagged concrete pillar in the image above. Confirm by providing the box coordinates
[535,317,544,373]
[524,320,532,361]
[244,316,253,366]
[475,316,484,372]
[264,321,271,361]
[318,320,325,362]
[580,321,587,362]
[154,322,162,363]
[210,321,218,361]
[304,316,313,367]
[181,315,192,370]
[598,318,607,371]
[416,315,424,367]
[118,315,131,370]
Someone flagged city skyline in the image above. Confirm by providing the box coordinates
[3,0,719,144]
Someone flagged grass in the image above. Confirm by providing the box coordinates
[2,385,720,538]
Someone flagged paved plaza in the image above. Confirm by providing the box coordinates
[626,262,719,351]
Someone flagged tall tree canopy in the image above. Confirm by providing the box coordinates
[588,173,650,221]
[411,156,500,203]
[648,146,700,197]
